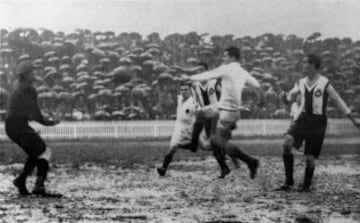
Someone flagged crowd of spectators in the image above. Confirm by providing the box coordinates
[0,28,359,121]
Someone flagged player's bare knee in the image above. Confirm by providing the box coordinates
[38,147,52,162]
[283,135,294,154]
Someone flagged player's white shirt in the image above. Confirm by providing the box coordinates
[190,62,261,111]
[170,95,197,147]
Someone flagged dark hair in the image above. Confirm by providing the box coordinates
[225,46,241,60]
[197,62,208,70]
[307,54,321,70]
[15,61,34,81]
[180,80,192,87]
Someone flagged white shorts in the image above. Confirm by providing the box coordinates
[217,109,241,129]
[200,103,219,119]
[170,125,192,148]
[198,130,211,151]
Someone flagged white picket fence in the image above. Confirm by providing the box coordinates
[0,119,357,140]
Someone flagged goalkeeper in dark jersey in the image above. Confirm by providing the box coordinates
[5,61,61,198]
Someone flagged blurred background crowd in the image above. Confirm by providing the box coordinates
[0,28,359,121]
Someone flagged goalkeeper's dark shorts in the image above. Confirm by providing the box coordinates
[5,117,46,158]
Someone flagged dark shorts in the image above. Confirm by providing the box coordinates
[5,118,46,158]
[287,113,327,158]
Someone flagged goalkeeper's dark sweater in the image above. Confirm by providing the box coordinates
[6,80,45,124]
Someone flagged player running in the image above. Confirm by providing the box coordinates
[278,54,360,192]
[188,46,263,179]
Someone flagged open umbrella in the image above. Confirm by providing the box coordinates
[139,52,153,60]
[62,76,74,83]
[88,93,98,100]
[115,85,130,93]
[98,89,112,97]
[44,51,56,58]
[93,85,105,90]
[157,72,173,82]
[37,85,49,93]
[18,54,30,62]
[51,85,64,92]
[58,92,72,101]
[112,66,132,83]
[119,57,132,65]
[59,64,71,71]
[99,58,110,64]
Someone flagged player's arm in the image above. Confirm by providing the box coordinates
[280,82,300,105]
[327,84,360,129]
[189,66,225,82]
[246,73,264,106]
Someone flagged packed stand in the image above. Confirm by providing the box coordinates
[0,28,359,121]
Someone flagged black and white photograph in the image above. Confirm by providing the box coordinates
[0,0,359,222]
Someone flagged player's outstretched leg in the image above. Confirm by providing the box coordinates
[32,158,62,198]
[157,148,176,176]
[189,120,205,152]
[225,143,259,179]
[13,157,37,196]
[210,135,230,178]
[298,155,315,192]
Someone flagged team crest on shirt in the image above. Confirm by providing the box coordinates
[314,89,322,97]
[208,88,215,94]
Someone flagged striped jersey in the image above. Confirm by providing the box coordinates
[287,74,351,116]
[191,79,221,106]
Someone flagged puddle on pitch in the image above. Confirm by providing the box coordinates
[324,212,360,223]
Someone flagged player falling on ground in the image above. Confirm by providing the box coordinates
[188,46,263,179]
[5,61,62,198]
[278,54,360,192]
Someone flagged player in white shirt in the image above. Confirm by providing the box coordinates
[190,63,240,169]
[278,54,360,192]
[188,47,263,179]
[156,81,198,176]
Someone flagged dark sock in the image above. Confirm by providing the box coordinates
[225,143,254,165]
[303,166,314,189]
[19,157,38,179]
[212,144,229,171]
[283,153,294,185]
[162,153,173,170]
[191,121,204,147]
[37,159,49,179]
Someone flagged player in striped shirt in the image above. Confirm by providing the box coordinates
[188,47,263,179]
[278,54,360,192]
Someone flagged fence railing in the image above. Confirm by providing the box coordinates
[0,119,358,141]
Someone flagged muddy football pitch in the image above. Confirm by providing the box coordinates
[0,137,359,223]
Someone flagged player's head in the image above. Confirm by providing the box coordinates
[302,54,321,75]
[16,60,40,82]
[179,80,192,99]
[223,46,241,64]
[197,62,208,72]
